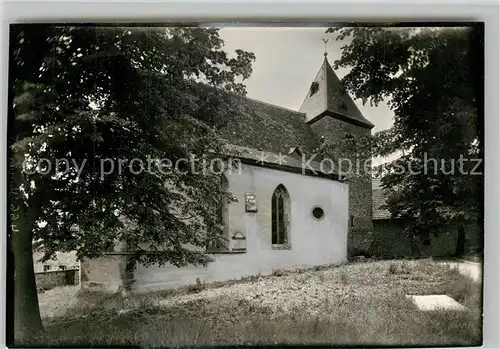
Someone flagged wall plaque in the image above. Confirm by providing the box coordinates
[245,192,257,212]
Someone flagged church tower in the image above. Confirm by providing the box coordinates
[300,52,375,256]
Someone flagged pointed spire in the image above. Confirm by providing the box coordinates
[299,54,374,129]
[322,38,329,57]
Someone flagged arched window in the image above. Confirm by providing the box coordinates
[271,184,290,246]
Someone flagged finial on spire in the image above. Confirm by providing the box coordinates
[322,38,329,56]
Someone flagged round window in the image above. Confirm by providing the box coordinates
[312,207,324,220]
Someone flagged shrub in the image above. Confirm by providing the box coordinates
[387,261,411,275]
[388,263,398,275]
[188,278,206,293]
[272,269,285,277]
[339,271,349,285]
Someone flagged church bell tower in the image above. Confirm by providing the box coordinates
[300,50,375,256]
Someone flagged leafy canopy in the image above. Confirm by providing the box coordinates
[11,26,255,266]
[327,26,483,239]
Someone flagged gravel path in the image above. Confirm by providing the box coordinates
[38,285,80,319]
[441,261,481,282]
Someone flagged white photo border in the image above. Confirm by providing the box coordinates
[1,1,498,348]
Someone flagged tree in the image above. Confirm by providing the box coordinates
[326,26,483,252]
[8,25,255,342]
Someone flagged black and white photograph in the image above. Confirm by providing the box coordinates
[6,23,484,347]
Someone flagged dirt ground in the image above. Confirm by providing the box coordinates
[38,259,480,320]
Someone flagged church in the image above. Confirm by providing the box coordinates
[81,53,375,293]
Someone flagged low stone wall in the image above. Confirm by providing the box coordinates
[35,269,80,290]
[371,219,482,258]
[80,255,129,293]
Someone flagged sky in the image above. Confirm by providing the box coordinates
[219,27,394,133]
[218,27,397,166]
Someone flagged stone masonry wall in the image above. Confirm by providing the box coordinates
[310,115,373,256]
[80,255,131,293]
[35,269,79,290]
[372,219,483,258]
[33,251,79,273]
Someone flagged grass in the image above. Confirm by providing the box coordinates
[28,259,482,347]
[461,254,483,263]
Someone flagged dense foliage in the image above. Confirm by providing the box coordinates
[9,25,254,340]
[327,26,483,243]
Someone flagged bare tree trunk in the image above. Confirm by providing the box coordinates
[11,172,43,343]
[9,26,45,344]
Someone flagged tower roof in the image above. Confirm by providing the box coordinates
[299,55,375,129]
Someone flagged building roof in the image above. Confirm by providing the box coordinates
[218,95,321,155]
[372,177,392,220]
[218,56,376,157]
[224,144,342,181]
[190,54,375,181]
[299,55,375,129]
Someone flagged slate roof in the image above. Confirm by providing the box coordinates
[299,55,375,129]
[372,177,392,220]
[186,54,376,182]
[224,144,341,180]
[218,95,321,155]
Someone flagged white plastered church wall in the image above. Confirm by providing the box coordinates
[131,163,349,293]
